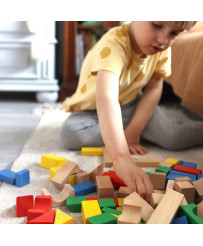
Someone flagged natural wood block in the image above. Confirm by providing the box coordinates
[51,160,80,190]
[75,171,90,184]
[124,192,154,223]
[89,163,104,184]
[117,186,131,198]
[108,166,115,173]
[96,175,114,197]
[151,172,166,190]
[175,177,191,183]
[166,180,174,191]
[150,193,164,208]
[193,178,203,197]
[158,162,174,168]
[180,196,188,206]
[147,189,184,224]
[135,158,161,167]
[154,189,165,194]
[174,181,195,202]
[197,201,203,218]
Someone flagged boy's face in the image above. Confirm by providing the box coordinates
[129,21,184,56]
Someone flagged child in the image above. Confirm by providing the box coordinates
[60,21,203,203]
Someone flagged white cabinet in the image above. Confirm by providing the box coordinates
[0,21,59,102]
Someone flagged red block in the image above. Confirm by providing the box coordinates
[102,172,126,189]
[173,165,202,176]
[27,209,45,223]
[16,195,34,217]
[34,195,52,212]
[86,197,118,206]
[28,210,55,224]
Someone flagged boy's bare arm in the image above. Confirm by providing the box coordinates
[125,75,163,154]
[96,70,154,202]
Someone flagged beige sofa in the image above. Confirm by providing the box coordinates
[165,22,203,118]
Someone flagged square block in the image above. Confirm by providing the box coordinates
[174,181,195,202]
[16,195,34,217]
[151,172,166,190]
[150,193,164,208]
[66,196,86,212]
[15,169,30,187]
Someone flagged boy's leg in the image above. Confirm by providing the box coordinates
[141,106,203,150]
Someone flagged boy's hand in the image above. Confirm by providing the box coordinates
[113,156,154,203]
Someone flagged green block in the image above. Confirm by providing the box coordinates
[179,204,203,224]
[66,196,86,212]
[146,172,151,177]
[87,213,117,224]
[102,207,122,215]
[155,166,171,175]
[188,201,195,205]
[98,198,116,209]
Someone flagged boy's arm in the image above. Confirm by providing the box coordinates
[124,75,164,155]
[96,70,154,203]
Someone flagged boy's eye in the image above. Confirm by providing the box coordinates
[171,31,178,36]
[152,22,162,29]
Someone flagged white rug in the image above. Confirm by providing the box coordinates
[0,110,202,224]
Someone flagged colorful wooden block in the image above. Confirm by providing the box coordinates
[179,161,197,168]
[66,196,86,212]
[98,198,116,209]
[173,165,202,176]
[28,210,55,224]
[0,169,16,185]
[75,171,90,184]
[27,209,45,223]
[150,193,164,208]
[15,169,30,187]
[87,213,117,224]
[81,147,103,156]
[174,181,195,202]
[198,175,203,180]
[34,195,52,213]
[167,170,196,183]
[102,207,122,216]
[16,195,34,217]
[147,189,184,224]
[81,200,102,224]
[86,197,118,207]
[151,171,166,190]
[68,174,76,185]
[72,181,96,196]
[50,165,63,180]
[197,201,203,218]
[117,186,131,198]
[51,160,80,190]
[96,175,114,197]
[171,216,189,224]
[164,158,179,165]
[117,198,123,207]
[40,154,67,169]
[179,204,203,224]
[155,166,171,175]
[54,209,73,224]
[102,172,126,189]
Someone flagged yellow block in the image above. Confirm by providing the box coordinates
[116,207,122,212]
[117,198,123,207]
[164,158,179,165]
[68,174,76,185]
[81,147,103,156]
[50,165,63,180]
[54,209,73,224]
[41,154,67,169]
[81,200,102,224]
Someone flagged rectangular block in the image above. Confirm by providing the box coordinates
[155,166,171,175]
[135,158,161,167]
[171,216,189,224]
[151,172,166,190]
[87,213,117,224]
[147,189,184,224]
[75,171,90,184]
[158,162,174,168]
[16,195,34,217]
[102,207,122,216]
[174,181,195,202]
[15,169,30,187]
[0,169,16,185]
[81,147,103,156]
[81,200,102,224]
[180,161,197,168]
[96,175,114,197]
[66,196,86,212]
[167,170,196,183]
[40,154,67,169]
[72,181,96,196]
[117,186,131,198]
[173,165,202,176]
[102,172,126,189]
[34,195,52,213]
[98,198,116,209]
[164,158,179,165]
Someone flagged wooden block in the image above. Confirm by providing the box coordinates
[89,163,104,184]
[135,158,161,167]
[147,189,184,224]
[66,196,86,212]
[173,165,202,176]
[158,162,174,168]
[102,172,126,189]
[15,169,30,187]
[75,171,90,184]
[116,207,122,211]
[40,154,67,169]
[34,195,52,213]
[179,204,203,224]
[102,147,113,167]
[155,166,171,175]
[0,169,16,185]
[174,181,194,202]
[180,161,197,168]
[117,198,123,207]
[166,180,174,191]
[151,171,166,190]
[28,210,55,224]
[172,216,189,224]
[81,200,102,224]
[27,209,45,223]
[87,213,117,224]
[81,147,103,156]
[108,166,115,173]
[124,192,154,223]
[72,181,96,196]
[98,198,116,209]
[167,170,196,183]
[16,195,34,217]
[102,207,122,216]
[50,165,63,180]
[154,189,165,194]
[68,174,76,185]
[150,193,164,208]
[175,177,191,183]
[192,178,203,202]
[86,197,118,207]
[180,196,188,206]
[117,186,131,198]
[164,158,179,165]
[51,160,80,190]
[197,201,203,218]
[54,209,73,224]
[96,176,114,197]
[117,199,142,224]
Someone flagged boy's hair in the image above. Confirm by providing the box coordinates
[170,21,197,30]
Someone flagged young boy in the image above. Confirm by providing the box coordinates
[61,21,202,203]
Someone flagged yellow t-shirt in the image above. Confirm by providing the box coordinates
[63,22,172,112]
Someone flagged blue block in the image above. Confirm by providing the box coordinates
[181,161,197,168]
[15,169,30,187]
[72,181,96,196]
[172,216,189,224]
[179,160,184,165]
[167,170,196,183]
[0,169,16,185]
[198,174,203,180]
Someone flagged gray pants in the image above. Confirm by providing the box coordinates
[60,97,203,151]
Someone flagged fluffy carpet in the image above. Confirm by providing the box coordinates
[0,109,202,224]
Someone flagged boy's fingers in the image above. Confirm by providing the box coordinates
[143,177,154,203]
[135,178,146,199]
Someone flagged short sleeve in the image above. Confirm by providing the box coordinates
[153,47,172,78]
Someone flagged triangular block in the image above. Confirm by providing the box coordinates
[54,209,73,224]
[28,210,55,224]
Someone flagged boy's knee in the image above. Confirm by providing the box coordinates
[159,134,187,151]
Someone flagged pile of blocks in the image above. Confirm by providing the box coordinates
[13,147,203,224]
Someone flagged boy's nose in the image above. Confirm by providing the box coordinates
[157,34,169,46]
